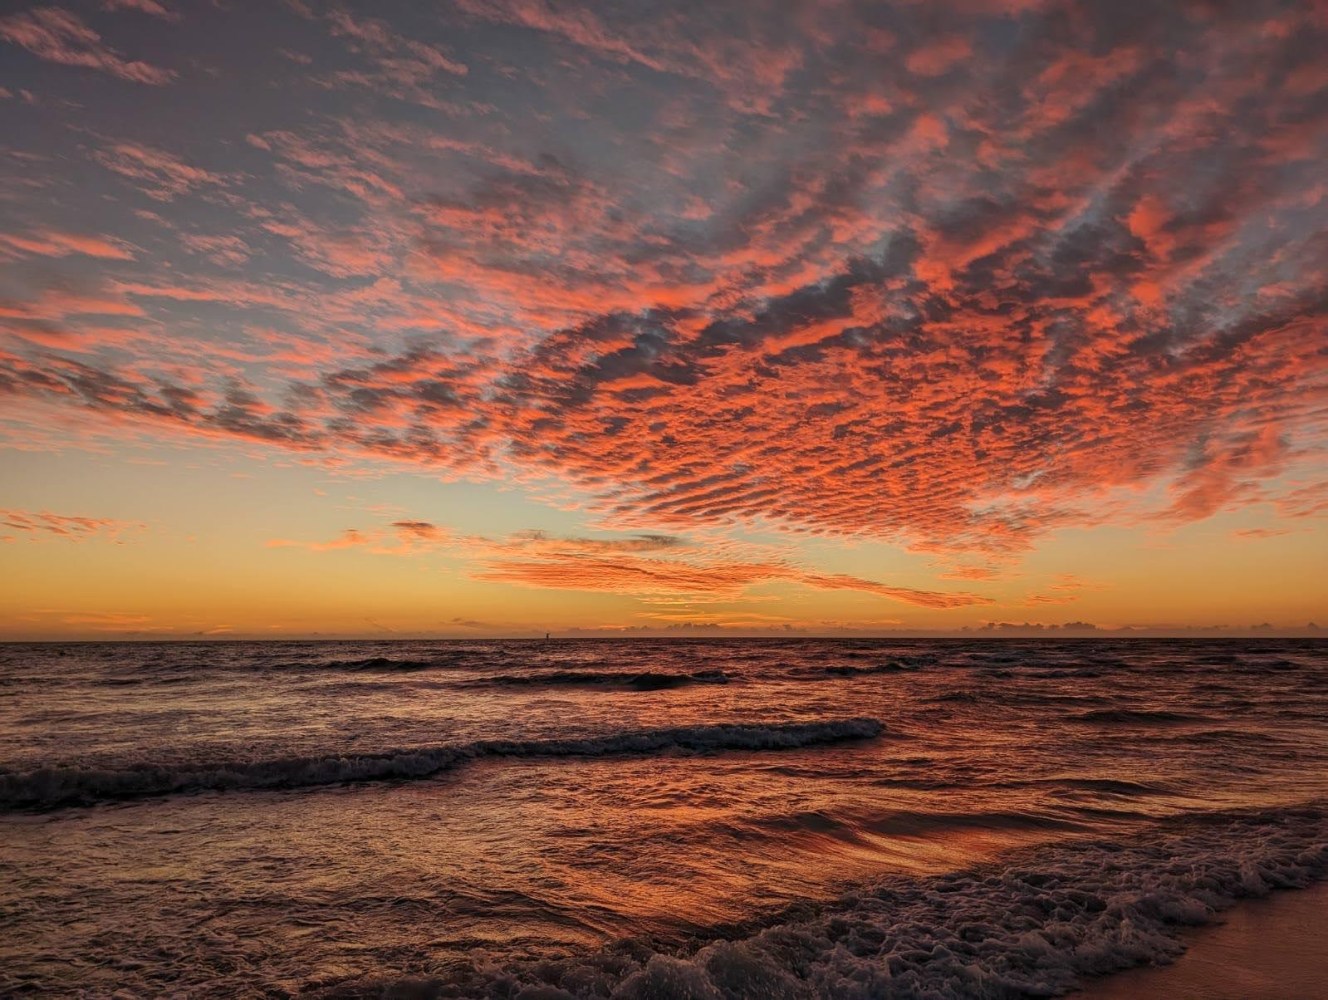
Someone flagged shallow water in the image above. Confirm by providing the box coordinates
[1,638,1325,997]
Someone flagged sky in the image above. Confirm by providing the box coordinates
[0,0,1325,639]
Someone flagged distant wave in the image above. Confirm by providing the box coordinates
[312,804,1328,1000]
[1069,708,1205,725]
[276,656,448,672]
[1037,777,1173,797]
[465,669,730,691]
[925,689,986,703]
[784,661,917,680]
[0,717,884,811]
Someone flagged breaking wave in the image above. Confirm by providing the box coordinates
[0,717,884,811]
[313,805,1328,1000]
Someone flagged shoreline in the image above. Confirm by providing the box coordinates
[1075,881,1328,999]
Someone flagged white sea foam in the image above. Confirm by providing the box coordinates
[0,717,884,810]
[314,806,1328,1000]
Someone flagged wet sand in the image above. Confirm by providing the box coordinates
[1077,882,1328,999]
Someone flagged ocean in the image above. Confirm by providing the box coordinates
[1,638,1325,998]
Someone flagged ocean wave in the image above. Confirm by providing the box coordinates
[465,669,730,691]
[0,717,884,811]
[860,807,1088,836]
[1036,777,1174,797]
[313,804,1328,1000]
[924,689,986,703]
[1069,708,1204,725]
[277,656,447,672]
[723,805,1087,846]
[784,662,916,680]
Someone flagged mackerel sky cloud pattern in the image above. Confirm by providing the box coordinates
[1,0,1325,598]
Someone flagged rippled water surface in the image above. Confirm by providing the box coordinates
[1,638,1326,997]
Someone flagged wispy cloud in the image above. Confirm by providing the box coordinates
[92,142,225,200]
[267,519,452,555]
[1,509,145,543]
[0,229,134,260]
[102,0,178,20]
[0,7,174,83]
[269,522,991,607]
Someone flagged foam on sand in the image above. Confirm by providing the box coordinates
[1076,879,1328,1000]
[311,805,1327,1000]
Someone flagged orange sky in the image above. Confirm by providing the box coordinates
[1,0,1326,638]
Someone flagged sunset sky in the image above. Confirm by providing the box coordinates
[1,0,1325,639]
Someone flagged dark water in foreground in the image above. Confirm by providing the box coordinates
[1,638,1325,998]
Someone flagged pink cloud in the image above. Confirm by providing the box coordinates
[904,35,973,77]
[0,229,134,260]
[93,142,224,200]
[102,0,178,20]
[0,7,173,83]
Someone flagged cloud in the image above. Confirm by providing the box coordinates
[270,521,989,606]
[267,519,452,555]
[472,555,993,608]
[325,9,467,77]
[178,234,251,267]
[291,5,467,107]
[1232,526,1291,540]
[0,229,134,260]
[495,530,687,555]
[102,0,178,19]
[940,565,1004,581]
[797,573,992,609]
[92,142,225,200]
[1022,573,1103,606]
[391,519,446,540]
[0,7,173,83]
[1023,593,1078,605]
[1,509,144,543]
[1,0,1325,576]
[973,620,1101,632]
[472,553,785,596]
[452,0,802,113]
[904,35,972,76]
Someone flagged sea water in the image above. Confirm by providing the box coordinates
[1,638,1325,997]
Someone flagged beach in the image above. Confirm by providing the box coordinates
[1077,881,1328,999]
